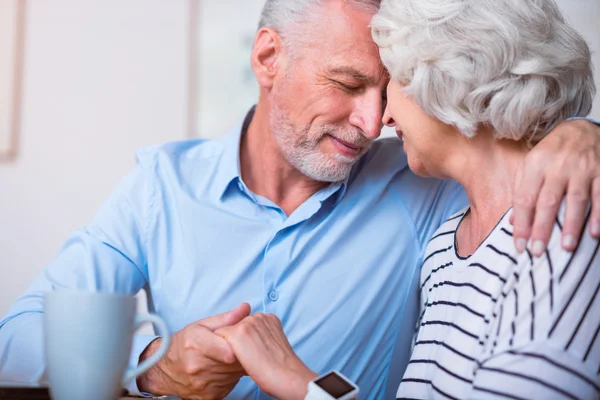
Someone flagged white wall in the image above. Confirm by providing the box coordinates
[0,0,189,316]
[561,0,600,120]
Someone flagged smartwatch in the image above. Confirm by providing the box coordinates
[305,371,359,400]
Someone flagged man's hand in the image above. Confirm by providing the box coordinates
[216,313,318,400]
[136,303,251,400]
[512,119,600,256]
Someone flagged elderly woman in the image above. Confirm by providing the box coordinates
[216,0,599,398]
[371,0,599,398]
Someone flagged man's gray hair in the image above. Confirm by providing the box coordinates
[372,0,596,142]
[259,0,381,44]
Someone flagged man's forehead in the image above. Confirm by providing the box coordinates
[297,0,386,84]
[312,0,378,47]
[328,64,388,86]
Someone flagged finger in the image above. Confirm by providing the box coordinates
[264,314,291,348]
[199,303,252,331]
[243,313,270,342]
[218,319,266,368]
[212,371,245,387]
[266,313,283,330]
[185,323,239,365]
[214,325,234,341]
[264,314,284,336]
[561,177,591,251]
[216,319,255,343]
[530,179,565,257]
[512,159,544,252]
[201,332,239,365]
[254,313,280,342]
[591,178,600,238]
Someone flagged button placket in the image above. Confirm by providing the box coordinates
[262,228,287,309]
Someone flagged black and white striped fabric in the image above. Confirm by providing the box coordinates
[397,204,600,400]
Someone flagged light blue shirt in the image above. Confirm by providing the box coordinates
[0,111,467,399]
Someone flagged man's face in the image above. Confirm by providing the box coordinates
[269,1,388,182]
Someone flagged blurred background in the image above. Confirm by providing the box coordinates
[0,0,598,317]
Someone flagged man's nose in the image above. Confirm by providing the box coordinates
[349,91,385,140]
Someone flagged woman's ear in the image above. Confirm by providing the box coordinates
[251,27,283,89]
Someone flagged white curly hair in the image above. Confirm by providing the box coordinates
[371,0,596,142]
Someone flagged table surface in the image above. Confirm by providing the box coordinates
[0,382,174,400]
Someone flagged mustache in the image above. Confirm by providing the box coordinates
[317,126,373,148]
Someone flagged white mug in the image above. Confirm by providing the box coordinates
[44,291,170,400]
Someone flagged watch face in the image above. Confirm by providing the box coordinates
[314,372,355,398]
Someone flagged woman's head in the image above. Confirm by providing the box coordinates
[372,0,595,144]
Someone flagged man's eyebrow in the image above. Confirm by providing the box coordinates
[329,67,380,86]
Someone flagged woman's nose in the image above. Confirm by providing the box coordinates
[382,105,395,127]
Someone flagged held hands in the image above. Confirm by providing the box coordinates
[216,313,318,400]
[136,303,251,400]
[512,119,600,256]
[136,304,312,400]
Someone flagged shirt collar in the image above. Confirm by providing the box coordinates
[333,178,349,206]
[213,107,255,201]
[213,106,351,206]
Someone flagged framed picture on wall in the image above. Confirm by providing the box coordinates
[0,0,25,161]
[189,0,266,138]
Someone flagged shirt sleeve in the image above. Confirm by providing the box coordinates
[470,208,600,399]
[567,116,600,126]
[0,156,158,394]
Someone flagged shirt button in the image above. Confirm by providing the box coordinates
[268,290,279,302]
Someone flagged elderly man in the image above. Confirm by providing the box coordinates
[1,0,599,399]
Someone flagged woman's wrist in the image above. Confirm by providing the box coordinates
[287,365,319,400]
[267,361,317,400]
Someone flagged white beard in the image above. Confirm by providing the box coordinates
[269,99,368,183]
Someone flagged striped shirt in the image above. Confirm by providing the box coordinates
[397,203,600,400]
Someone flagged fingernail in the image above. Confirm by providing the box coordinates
[592,220,600,237]
[562,235,576,250]
[515,238,527,253]
[532,240,545,257]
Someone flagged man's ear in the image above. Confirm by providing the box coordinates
[251,27,284,89]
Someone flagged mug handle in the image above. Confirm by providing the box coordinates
[122,314,171,385]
